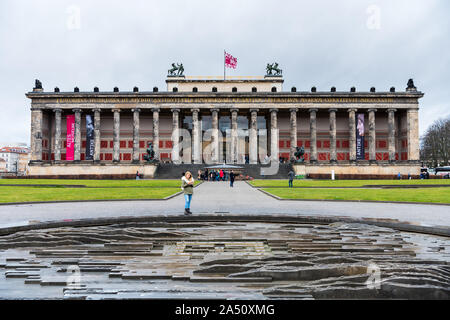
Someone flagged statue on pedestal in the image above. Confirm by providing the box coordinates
[143,142,158,163]
[34,79,43,90]
[266,63,282,76]
[292,146,305,163]
[168,63,184,76]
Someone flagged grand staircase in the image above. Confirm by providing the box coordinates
[153,163,294,179]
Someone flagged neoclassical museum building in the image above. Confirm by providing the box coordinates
[26,72,423,179]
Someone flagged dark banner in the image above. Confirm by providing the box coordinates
[356,113,365,160]
[85,114,94,160]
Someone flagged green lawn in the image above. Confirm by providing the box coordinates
[0,179,199,188]
[0,179,192,203]
[250,179,450,188]
[263,187,450,204]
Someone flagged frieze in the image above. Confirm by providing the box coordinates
[29,96,419,105]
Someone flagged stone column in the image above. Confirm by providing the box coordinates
[131,108,140,163]
[407,108,420,162]
[93,109,101,162]
[249,109,258,164]
[230,108,238,163]
[73,108,82,162]
[53,109,62,162]
[152,108,160,161]
[387,108,397,162]
[329,108,337,163]
[211,108,220,163]
[113,109,121,163]
[30,108,43,162]
[192,108,201,164]
[290,108,298,161]
[348,108,357,163]
[171,108,180,163]
[309,108,318,163]
[368,108,377,163]
[270,108,279,161]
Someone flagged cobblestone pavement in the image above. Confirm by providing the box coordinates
[0,182,449,228]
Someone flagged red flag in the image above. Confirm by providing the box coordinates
[225,51,237,69]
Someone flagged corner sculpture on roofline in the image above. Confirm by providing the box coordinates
[34,79,43,90]
[266,63,282,76]
[168,63,184,77]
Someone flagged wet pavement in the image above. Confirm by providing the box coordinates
[0,219,448,299]
[0,181,449,228]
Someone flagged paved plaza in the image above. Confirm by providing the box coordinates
[0,181,449,228]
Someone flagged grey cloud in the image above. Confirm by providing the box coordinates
[0,0,449,144]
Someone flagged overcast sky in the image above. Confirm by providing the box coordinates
[0,0,449,146]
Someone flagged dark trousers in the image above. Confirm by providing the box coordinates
[289,179,293,188]
[230,180,234,187]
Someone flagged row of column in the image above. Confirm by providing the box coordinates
[297,108,399,163]
[47,108,161,163]
[31,107,420,164]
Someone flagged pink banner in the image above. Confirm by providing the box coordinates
[66,115,75,161]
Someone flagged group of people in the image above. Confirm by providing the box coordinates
[198,169,236,185]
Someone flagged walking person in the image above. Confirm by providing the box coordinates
[182,171,194,215]
[288,170,295,188]
[230,170,235,188]
[220,169,224,181]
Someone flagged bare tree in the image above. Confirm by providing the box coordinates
[420,116,450,167]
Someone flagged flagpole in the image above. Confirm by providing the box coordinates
[224,50,226,81]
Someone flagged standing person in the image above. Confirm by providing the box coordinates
[205,169,209,181]
[220,169,224,181]
[182,171,194,215]
[288,170,295,188]
[136,171,140,180]
[230,170,235,188]
[397,172,401,180]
